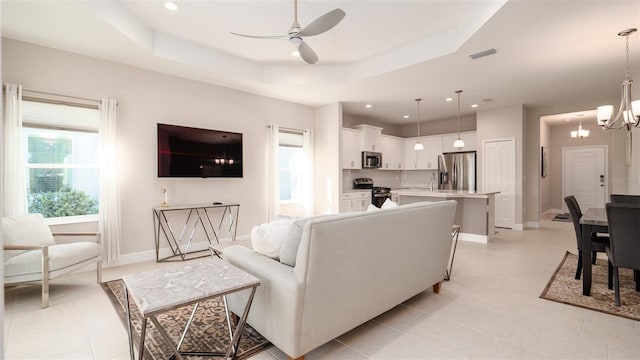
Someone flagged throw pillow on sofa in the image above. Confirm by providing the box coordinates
[279,213,338,267]
[251,218,295,260]
[381,198,398,209]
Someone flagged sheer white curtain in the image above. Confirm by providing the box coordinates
[99,98,121,263]
[267,124,280,221]
[300,129,314,217]
[3,84,27,216]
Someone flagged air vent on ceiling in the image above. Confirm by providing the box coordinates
[469,48,497,60]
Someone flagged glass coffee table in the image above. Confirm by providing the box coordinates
[122,259,260,360]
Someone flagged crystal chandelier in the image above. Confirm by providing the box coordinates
[414,98,424,150]
[570,119,590,139]
[597,28,640,131]
[453,90,465,148]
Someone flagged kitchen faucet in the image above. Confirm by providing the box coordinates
[427,172,436,191]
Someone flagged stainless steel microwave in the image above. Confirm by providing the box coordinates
[362,151,382,168]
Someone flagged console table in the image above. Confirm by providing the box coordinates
[152,203,239,262]
[122,259,260,360]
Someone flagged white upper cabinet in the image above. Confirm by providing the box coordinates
[403,136,441,170]
[380,135,403,170]
[442,132,477,153]
[354,124,383,152]
[341,128,362,169]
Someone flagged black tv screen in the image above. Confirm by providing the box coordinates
[157,123,243,178]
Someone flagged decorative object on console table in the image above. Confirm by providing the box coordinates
[161,187,168,207]
[152,203,239,262]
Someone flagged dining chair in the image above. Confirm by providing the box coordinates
[610,194,640,203]
[605,202,640,306]
[564,196,610,283]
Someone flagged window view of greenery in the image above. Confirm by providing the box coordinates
[26,128,99,218]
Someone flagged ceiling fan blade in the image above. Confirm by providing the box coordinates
[296,8,345,37]
[298,41,319,64]
[230,32,287,40]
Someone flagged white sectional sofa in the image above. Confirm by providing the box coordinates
[223,200,456,359]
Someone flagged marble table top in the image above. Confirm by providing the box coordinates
[122,259,259,316]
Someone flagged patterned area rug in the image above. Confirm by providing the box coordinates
[102,279,271,360]
[540,252,640,321]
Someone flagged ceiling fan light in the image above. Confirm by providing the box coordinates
[164,1,178,11]
[414,142,424,151]
[292,50,300,57]
[453,139,465,148]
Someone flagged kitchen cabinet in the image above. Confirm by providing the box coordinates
[340,191,371,212]
[341,128,362,169]
[403,136,441,170]
[380,135,403,170]
[442,132,476,153]
[355,124,383,152]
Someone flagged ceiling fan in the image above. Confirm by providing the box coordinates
[231,0,345,64]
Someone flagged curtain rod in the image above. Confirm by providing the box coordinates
[3,84,102,109]
[266,125,308,134]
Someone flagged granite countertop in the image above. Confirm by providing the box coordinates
[391,188,499,199]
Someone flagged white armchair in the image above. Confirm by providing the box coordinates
[3,213,102,308]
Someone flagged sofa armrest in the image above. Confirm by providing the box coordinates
[223,245,300,289]
[223,245,304,357]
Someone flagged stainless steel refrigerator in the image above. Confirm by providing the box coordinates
[438,151,477,191]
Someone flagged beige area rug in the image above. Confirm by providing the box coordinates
[102,279,271,360]
[540,251,640,321]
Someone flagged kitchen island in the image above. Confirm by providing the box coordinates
[391,188,498,243]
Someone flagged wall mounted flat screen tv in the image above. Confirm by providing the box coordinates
[157,123,243,178]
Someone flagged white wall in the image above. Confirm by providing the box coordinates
[476,105,525,226]
[548,122,613,210]
[2,38,316,259]
[399,115,476,138]
[524,97,625,224]
[314,103,341,215]
[539,119,551,213]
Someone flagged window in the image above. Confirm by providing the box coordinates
[277,130,307,202]
[22,101,100,219]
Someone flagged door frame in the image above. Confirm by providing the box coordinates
[482,137,516,230]
[561,145,608,212]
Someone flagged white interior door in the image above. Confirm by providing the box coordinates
[563,146,607,212]
[483,139,516,229]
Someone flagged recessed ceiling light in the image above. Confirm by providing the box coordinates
[403,115,410,118]
[471,104,479,108]
[164,1,178,11]
[565,118,571,122]
[445,97,453,102]
[365,104,372,108]
[292,50,300,57]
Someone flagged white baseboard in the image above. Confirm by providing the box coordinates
[459,233,488,244]
[513,223,524,231]
[107,234,251,268]
[527,221,540,229]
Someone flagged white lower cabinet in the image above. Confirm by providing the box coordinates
[340,191,371,212]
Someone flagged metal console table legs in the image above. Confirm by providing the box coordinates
[152,203,239,262]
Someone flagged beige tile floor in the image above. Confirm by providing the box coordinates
[4,219,640,359]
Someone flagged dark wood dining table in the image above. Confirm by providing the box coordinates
[579,207,608,296]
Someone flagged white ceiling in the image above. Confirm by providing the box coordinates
[2,0,639,126]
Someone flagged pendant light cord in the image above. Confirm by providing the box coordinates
[415,98,422,136]
[456,90,462,140]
